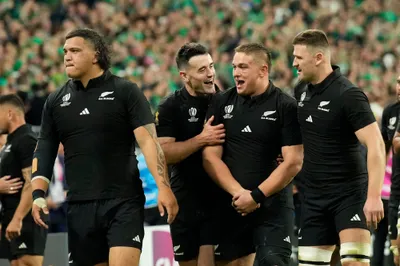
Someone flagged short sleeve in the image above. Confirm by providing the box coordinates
[342,88,376,132]
[206,94,223,126]
[280,97,302,146]
[381,106,389,141]
[125,82,154,130]
[15,135,37,169]
[155,97,177,138]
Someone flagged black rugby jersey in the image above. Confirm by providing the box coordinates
[33,70,154,202]
[297,66,375,193]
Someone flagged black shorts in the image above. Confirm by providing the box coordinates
[388,197,400,240]
[299,188,368,246]
[170,207,218,261]
[0,213,47,261]
[215,195,293,262]
[67,197,144,265]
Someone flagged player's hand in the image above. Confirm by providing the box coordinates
[363,196,384,230]
[5,218,22,241]
[31,197,49,229]
[200,116,225,146]
[157,186,179,224]
[232,190,260,216]
[0,176,23,194]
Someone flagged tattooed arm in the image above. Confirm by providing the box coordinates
[134,123,178,223]
[6,167,33,240]
[13,167,33,221]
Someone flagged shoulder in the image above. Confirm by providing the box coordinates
[274,86,297,107]
[383,101,398,114]
[110,75,141,95]
[158,90,181,111]
[45,81,73,108]
[334,76,359,95]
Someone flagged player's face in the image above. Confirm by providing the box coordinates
[63,37,97,80]
[232,52,262,96]
[0,105,11,134]
[293,44,317,83]
[183,54,216,95]
[396,76,400,101]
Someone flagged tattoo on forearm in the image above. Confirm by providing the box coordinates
[21,167,32,191]
[143,124,170,187]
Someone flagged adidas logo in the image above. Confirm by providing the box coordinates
[350,214,361,222]
[132,235,141,243]
[283,236,291,243]
[79,108,90,115]
[241,125,252,132]
[306,115,313,123]
[18,243,27,249]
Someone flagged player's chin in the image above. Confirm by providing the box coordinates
[65,69,79,79]
[202,84,216,94]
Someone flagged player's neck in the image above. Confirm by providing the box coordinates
[184,85,199,97]
[311,64,333,85]
[251,79,270,97]
[8,119,25,135]
[79,66,104,88]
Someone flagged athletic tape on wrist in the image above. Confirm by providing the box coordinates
[33,198,47,209]
[250,187,266,204]
[390,245,399,256]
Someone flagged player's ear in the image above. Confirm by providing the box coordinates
[179,71,189,83]
[315,52,323,66]
[260,64,268,78]
[92,51,99,64]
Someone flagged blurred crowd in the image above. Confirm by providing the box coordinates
[1,0,400,124]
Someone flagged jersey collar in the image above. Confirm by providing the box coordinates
[307,65,341,94]
[7,124,29,142]
[238,80,276,105]
[72,69,112,90]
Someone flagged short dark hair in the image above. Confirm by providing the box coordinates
[66,28,111,70]
[175,43,208,69]
[292,29,330,49]
[0,94,25,113]
[235,43,272,73]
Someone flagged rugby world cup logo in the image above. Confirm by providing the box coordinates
[223,105,234,119]
[388,116,397,130]
[188,107,198,122]
[61,93,71,107]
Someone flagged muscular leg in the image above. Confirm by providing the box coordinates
[298,245,336,266]
[339,228,371,266]
[109,246,141,266]
[197,245,215,266]
[216,253,255,266]
[16,255,43,266]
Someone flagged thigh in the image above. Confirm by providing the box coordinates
[104,198,144,250]
[299,194,338,246]
[333,190,369,233]
[170,211,199,261]
[67,201,108,266]
[253,207,293,266]
[388,198,400,240]
[10,218,47,259]
[214,202,254,261]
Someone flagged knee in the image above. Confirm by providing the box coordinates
[340,242,370,266]
[254,246,290,266]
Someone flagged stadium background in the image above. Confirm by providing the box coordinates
[0,0,399,265]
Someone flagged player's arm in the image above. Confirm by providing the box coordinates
[344,88,385,229]
[126,82,178,224]
[202,145,243,196]
[257,145,303,199]
[31,98,60,228]
[12,167,33,221]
